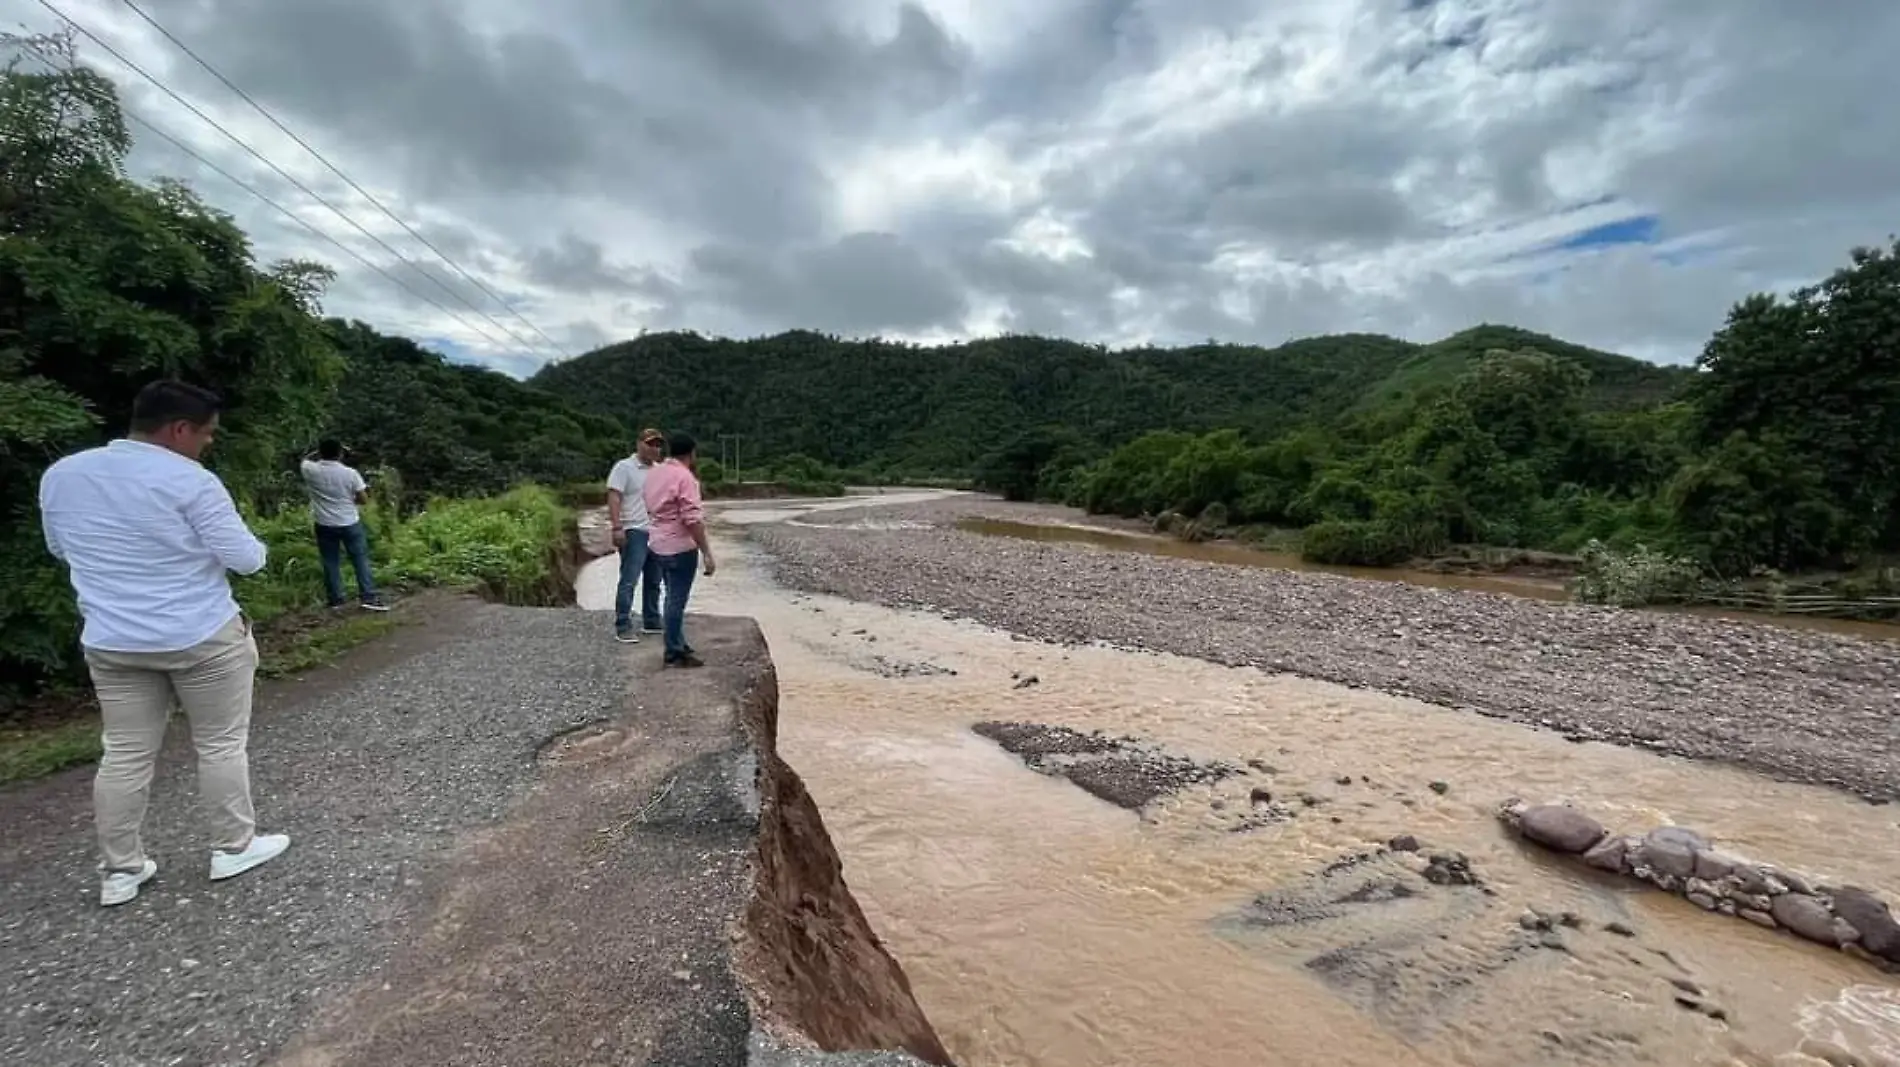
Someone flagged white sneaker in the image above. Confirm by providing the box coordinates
[100,859,158,907]
[209,833,291,881]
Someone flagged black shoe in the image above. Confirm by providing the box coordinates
[665,653,705,668]
[615,628,640,644]
[360,599,391,613]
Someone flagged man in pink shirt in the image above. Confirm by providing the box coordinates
[641,432,717,667]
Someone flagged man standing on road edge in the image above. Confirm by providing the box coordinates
[606,427,666,643]
[642,431,716,668]
[300,439,388,612]
[38,380,292,907]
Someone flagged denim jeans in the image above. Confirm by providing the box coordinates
[614,528,662,633]
[654,549,699,660]
[315,522,378,605]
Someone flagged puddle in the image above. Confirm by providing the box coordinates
[577,522,1900,1067]
[957,516,1900,643]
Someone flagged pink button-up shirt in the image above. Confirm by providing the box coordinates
[642,459,704,556]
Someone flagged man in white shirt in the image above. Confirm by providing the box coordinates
[605,427,666,643]
[39,380,292,907]
[299,439,388,611]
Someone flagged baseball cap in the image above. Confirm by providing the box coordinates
[639,427,665,446]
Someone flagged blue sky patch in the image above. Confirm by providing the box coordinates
[1553,214,1661,252]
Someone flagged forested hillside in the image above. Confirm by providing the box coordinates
[531,324,1690,475]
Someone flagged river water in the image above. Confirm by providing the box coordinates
[578,506,1900,1067]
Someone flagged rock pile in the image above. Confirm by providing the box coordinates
[1500,799,1900,972]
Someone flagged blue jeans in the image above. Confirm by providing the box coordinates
[315,522,378,605]
[614,529,662,633]
[654,549,698,660]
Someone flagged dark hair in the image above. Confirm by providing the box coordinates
[129,380,221,433]
[318,438,344,460]
[668,432,697,459]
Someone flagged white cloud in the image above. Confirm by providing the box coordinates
[10,0,1899,373]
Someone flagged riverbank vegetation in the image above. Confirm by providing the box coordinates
[0,36,598,722]
[1029,237,1900,615]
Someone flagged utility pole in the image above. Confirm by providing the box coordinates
[718,434,742,484]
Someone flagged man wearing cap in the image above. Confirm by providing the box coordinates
[605,429,666,642]
[608,425,676,637]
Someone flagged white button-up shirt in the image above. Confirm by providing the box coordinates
[39,439,268,653]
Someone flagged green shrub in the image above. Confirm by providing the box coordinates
[1570,540,1705,607]
[385,486,571,605]
[1300,520,1417,567]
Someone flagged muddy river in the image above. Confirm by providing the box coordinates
[580,505,1900,1067]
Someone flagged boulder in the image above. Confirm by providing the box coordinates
[1581,834,1630,873]
[1693,850,1745,883]
[1637,827,1706,880]
[1829,887,1900,962]
[1771,893,1842,946]
[1739,909,1777,929]
[1765,866,1815,896]
[1518,805,1608,854]
[1726,863,1773,896]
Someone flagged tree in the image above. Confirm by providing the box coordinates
[0,34,341,694]
[1691,240,1900,556]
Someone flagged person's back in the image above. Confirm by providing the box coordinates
[39,379,290,908]
[642,434,715,668]
[297,440,385,610]
[41,440,263,653]
[299,454,365,528]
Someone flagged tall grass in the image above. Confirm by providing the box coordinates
[385,486,573,604]
[235,484,573,622]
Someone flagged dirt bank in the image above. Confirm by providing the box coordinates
[747,497,1900,802]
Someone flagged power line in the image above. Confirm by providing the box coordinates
[13,37,525,352]
[115,0,574,361]
[126,110,520,349]
[33,0,553,360]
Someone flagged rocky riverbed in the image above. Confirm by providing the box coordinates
[747,497,1900,802]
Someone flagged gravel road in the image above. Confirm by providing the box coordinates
[0,598,626,1067]
[748,497,1900,802]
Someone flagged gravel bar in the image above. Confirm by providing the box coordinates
[0,600,625,1067]
[748,498,1900,802]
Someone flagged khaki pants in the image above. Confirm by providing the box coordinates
[84,616,259,873]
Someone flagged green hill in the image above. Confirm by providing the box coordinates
[528,326,1693,475]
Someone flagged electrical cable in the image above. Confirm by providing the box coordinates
[34,0,553,359]
[116,0,574,360]
[15,33,525,350]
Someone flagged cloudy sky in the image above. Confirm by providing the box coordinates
[12,0,1900,375]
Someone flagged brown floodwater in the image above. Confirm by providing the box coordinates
[578,524,1900,1067]
[957,516,1900,643]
